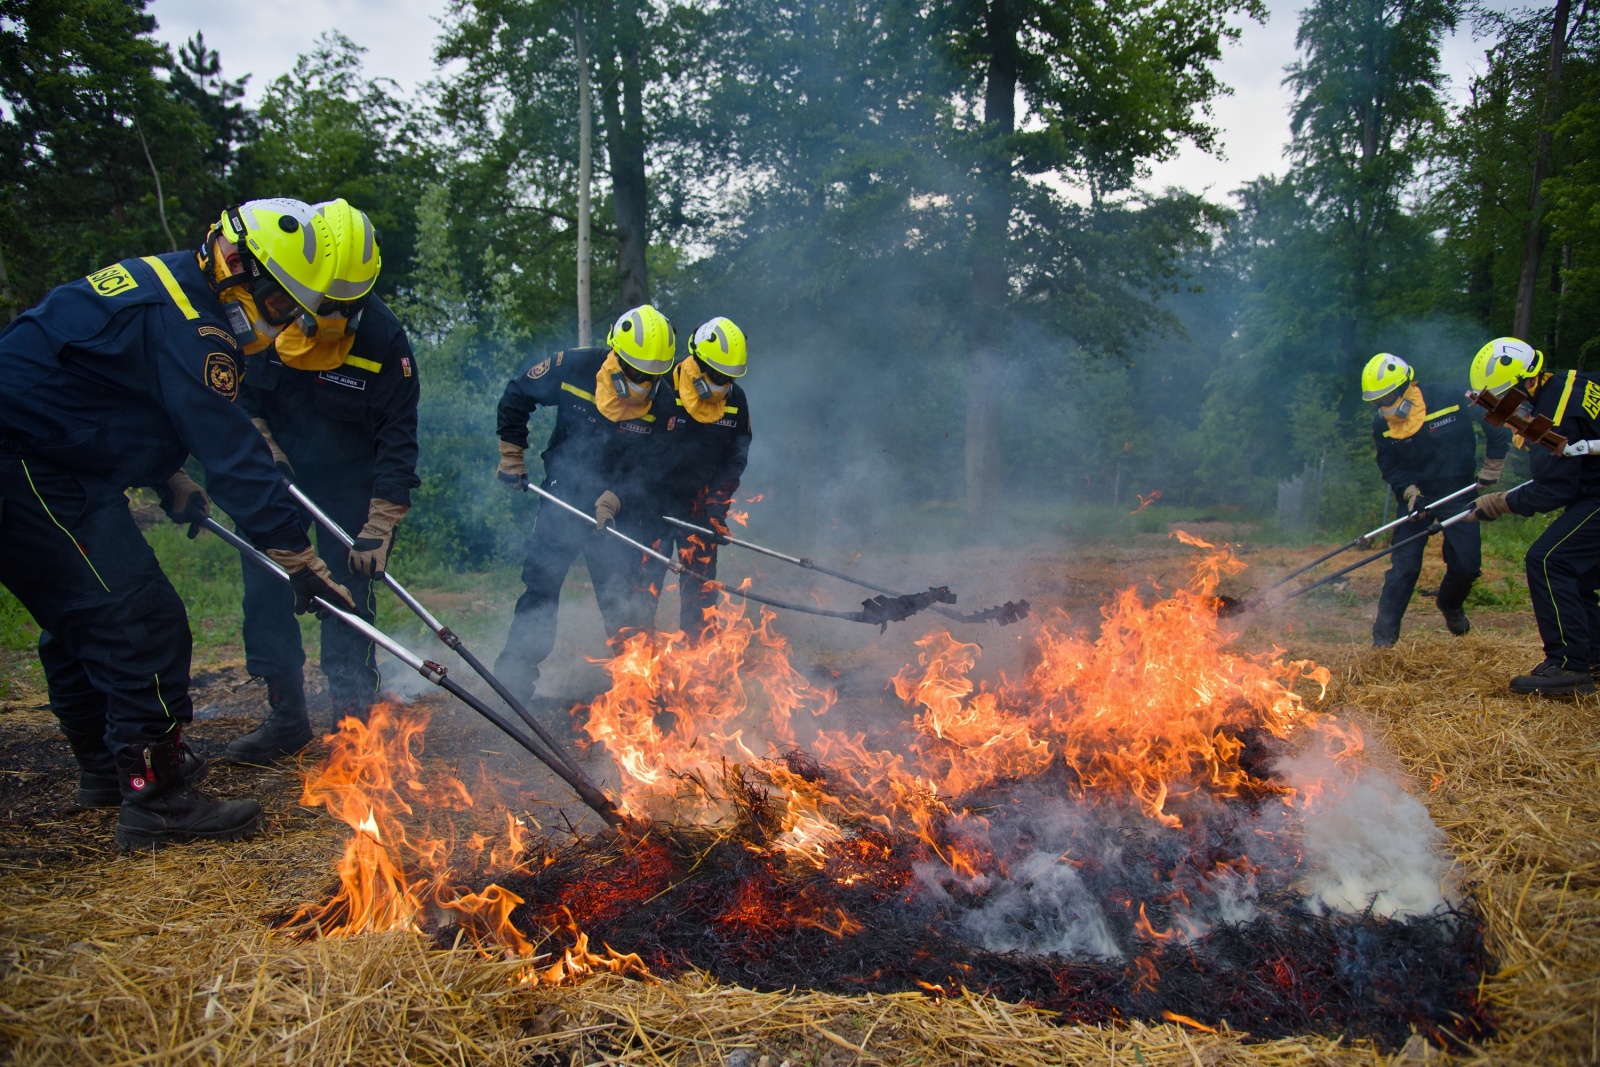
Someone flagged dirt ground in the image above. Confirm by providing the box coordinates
[0,528,1594,1065]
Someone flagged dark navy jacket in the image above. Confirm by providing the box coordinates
[0,252,306,550]
[1372,382,1511,501]
[1509,370,1600,516]
[496,347,663,513]
[648,368,752,520]
[240,295,421,506]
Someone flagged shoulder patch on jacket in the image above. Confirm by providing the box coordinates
[199,325,237,350]
[87,264,138,297]
[204,351,241,400]
[1583,381,1600,420]
[401,356,413,378]
[528,357,552,380]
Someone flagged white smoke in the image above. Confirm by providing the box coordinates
[955,851,1123,958]
[1275,737,1453,919]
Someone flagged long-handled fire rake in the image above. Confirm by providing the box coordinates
[1227,480,1532,616]
[662,515,1031,626]
[516,483,949,630]
[1241,481,1482,606]
[198,516,627,829]
[282,483,588,789]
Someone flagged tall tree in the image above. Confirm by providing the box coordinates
[938,0,1266,513]
[1281,0,1459,371]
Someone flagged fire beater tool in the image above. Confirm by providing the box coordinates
[1222,481,1482,615]
[284,482,588,787]
[662,514,1031,626]
[197,516,628,829]
[514,481,949,630]
[1228,480,1533,615]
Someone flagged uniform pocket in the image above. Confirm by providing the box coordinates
[310,381,369,423]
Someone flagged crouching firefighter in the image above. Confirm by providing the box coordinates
[493,305,676,702]
[226,200,420,761]
[642,316,754,641]
[0,197,355,848]
[1467,337,1600,696]
[1363,352,1510,648]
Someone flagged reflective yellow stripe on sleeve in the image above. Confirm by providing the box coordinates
[139,257,199,320]
[1554,370,1578,427]
[343,355,382,373]
[561,381,596,402]
[1423,404,1459,420]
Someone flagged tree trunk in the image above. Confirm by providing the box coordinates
[965,0,1020,517]
[1513,0,1571,341]
[576,7,593,346]
[599,1,651,308]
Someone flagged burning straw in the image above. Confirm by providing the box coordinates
[1,536,1597,1064]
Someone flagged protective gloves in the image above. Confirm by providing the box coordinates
[497,440,529,490]
[1478,456,1505,487]
[265,545,355,617]
[349,498,410,577]
[1403,484,1423,512]
[1470,491,1512,523]
[163,470,210,539]
[594,490,621,533]
[251,418,295,480]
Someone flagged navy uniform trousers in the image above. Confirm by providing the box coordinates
[1524,498,1600,669]
[0,457,192,760]
[1373,518,1481,644]
[238,482,378,708]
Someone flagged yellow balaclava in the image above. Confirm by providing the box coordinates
[275,312,358,371]
[594,350,656,422]
[201,249,280,356]
[675,358,731,424]
[1381,383,1426,440]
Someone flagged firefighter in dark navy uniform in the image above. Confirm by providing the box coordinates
[1363,352,1510,649]
[0,197,355,849]
[493,305,676,702]
[643,316,753,641]
[228,200,421,761]
[1467,337,1600,696]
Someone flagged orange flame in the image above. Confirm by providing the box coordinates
[1130,489,1162,514]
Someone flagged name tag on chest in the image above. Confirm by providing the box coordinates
[318,371,367,391]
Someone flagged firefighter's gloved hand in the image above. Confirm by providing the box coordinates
[349,498,409,577]
[1404,484,1423,512]
[252,418,295,481]
[1471,491,1512,523]
[1478,456,1505,487]
[497,440,529,490]
[267,546,356,617]
[163,470,210,539]
[594,490,621,533]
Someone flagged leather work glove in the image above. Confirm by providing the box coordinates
[1471,491,1512,523]
[251,418,295,481]
[497,440,529,490]
[1403,484,1423,513]
[163,470,210,539]
[1478,456,1506,487]
[265,545,356,617]
[349,498,410,577]
[594,490,621,533]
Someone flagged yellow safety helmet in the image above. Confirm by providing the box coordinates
[688,317,748,378]
[315,199,381,304]
[606,304,675,375]
[216,198,336,320]
[1360,352,1414,403]
[1470,336,1543,398]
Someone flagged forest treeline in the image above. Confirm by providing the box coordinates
[2,0,1596,562]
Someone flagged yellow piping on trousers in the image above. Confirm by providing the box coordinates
[21,460,109,592]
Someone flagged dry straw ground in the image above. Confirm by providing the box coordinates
[0,579,1596,1065]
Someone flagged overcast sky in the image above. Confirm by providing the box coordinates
[147,0,1511,201]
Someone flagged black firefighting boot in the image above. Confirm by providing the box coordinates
[1509,658,1598,697]
[67,731,208,808]
[1436,571,1475,637]
[224,670,313,763]
[113,739,262,849]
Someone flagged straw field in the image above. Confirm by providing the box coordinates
[0,540,1595,1066]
